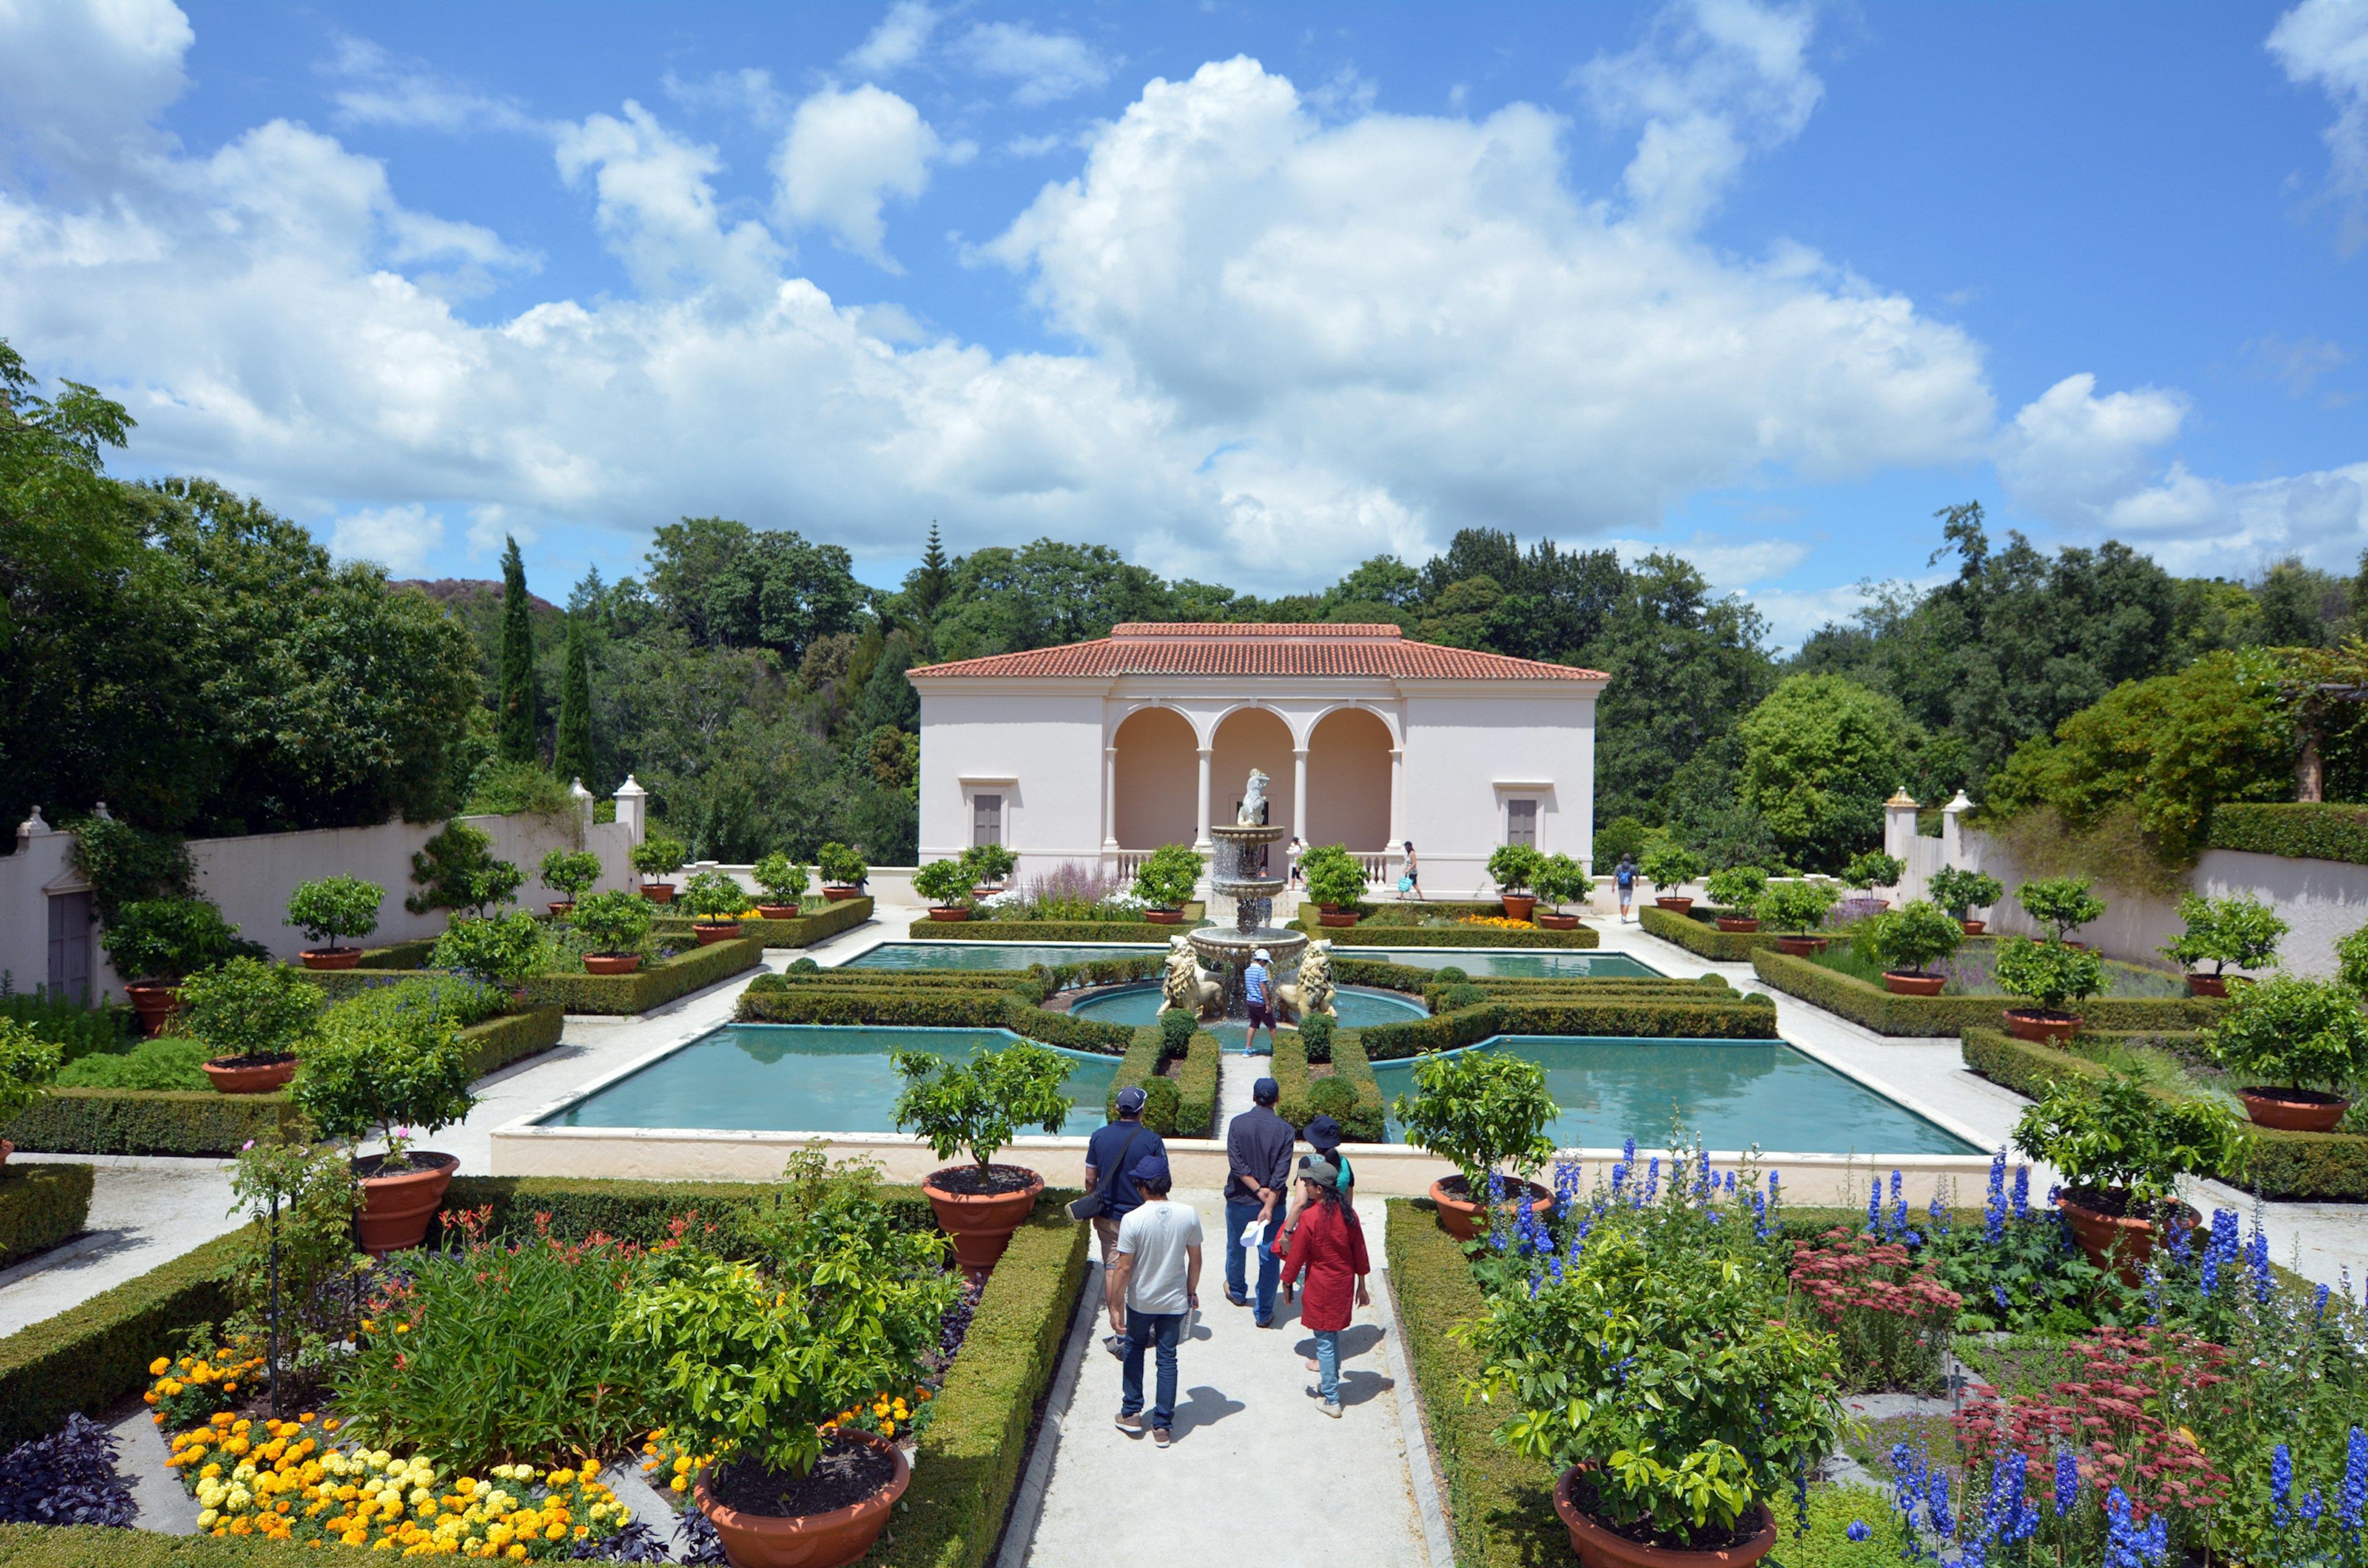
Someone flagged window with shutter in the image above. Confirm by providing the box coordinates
[1507,798,1538,848]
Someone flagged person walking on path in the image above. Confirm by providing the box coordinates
[1278,1114,1355,1309]
[1614,853,1637,923]
[1288,835,1304,886]
[1242,947,1277,1055]
[1083,1086,1166,1359]
[1397,841,1421,901]
[1223,1075,1296,1328]
[1108,1154,1201,1448]
[1280,1157,1371,1418]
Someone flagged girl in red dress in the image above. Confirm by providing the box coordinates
[1278,1155,1370,1418]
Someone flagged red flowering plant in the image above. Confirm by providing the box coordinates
[1788,1226,1962,1395]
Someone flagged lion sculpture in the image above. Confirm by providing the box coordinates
[1275,938,1337,1021]
[1236,769,1270,826]
[1161,936,1223,1017]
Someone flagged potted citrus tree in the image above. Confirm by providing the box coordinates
[818,842,869,901]
[751,852,810,919]
[1390,1048,1559,1239]
[1531,852,1590,930]
[292,1004,479,1254]
[427,909,547,993]
[179,956,323,1094]
[893,1038,1072,1276]
[913,858,976,922]
[1704,866,1767,932]
[2161,891,2287,998]
[2012,1075,2245,1284]
[1302,844,1367,926]
[1487,842,1545,922]
[1927,866,2004,935]
[2206,974,2367,1131]
[1842,850,1904,909]
[101,897,242,1034]
[1993,936,2107,1045]
[0,1022,64,1164]
[1854,899,1963,995]
[536,849,601,916]
[1640,845,1706,914]
[571,887,654,974]
[2016,876,2105,947]
[961,841,1019,900]
[1131,842,1204,924]
[1756,880,1838,954]
[284,876,383,970]
[681,869,750,944]
[630,833,687,903]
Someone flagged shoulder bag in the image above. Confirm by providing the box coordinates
[1066,1123,1148,1221]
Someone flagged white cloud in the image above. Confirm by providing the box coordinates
[957,22,1110,107]
[332,504,446,573]
[0,0,191,186]
[772,84,958,269]
[846,2,939,78]
[1994,373,2188,520]
[324,37,538,134]
[1606,531,1811,589]
[554,102,784,299]
[2268,0,2368,253]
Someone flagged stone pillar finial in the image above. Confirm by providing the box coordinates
[569,778,593,801]
[92,801,113,821]
[614,776,648,845]
[1883,789,1920,862]
[17,806,48,844]
[1940,790,1975,863]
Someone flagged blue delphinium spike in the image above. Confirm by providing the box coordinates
[1868,1181,1883,1235]
[1846,1520,1870,1542]
[2011,1162,2029,1218]
[2055,1454,2079,1517]
[1645,1156,1659,1204]
[2319,1283,2332,1320]
[2274,1443,2293,1527]
[2338,1427,2367,1530]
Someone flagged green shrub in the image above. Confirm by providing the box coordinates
[1272,1027,1384,1142]
[681,868,749,920]
[1437,983,1487,1012]
[1486,842,1544,895]
[1854,900,1963,976]
[1362,992,1779,1059]
[2161,891,2286,977]
[2206,974,2368,1096]
[894,1039,1073,1173]
[1638,905,1775,959]
[0,1024,63,1125]
[1843,850,1904,894]
[1926,866,2004,921]
[1431,966,1468,985]
[0,1164,91,1270]
[628,832,686,884]
[297,997,478,1169]
[66,816,195,926]
[534,850,601,903]
[1749,948,2209,1038]
[1704,865,1767,908]
[100,898,242,985]
[1158,1006,1197,1056]
[55,1037,210,1091]
[0,990,131,1065]
[1132,844,1204,909]
[522,935,762,1013]
[1751,879,1840,935]
[736,983,1132,1053]
[1297,1009,1336,1062]
[960,842,1018,887]
[283,875,384,952]
[1138,1076,1181,1134]
[1391,1048,1557,1188]
[1306,1075,1358,1123]
[1173,1030,1220,1138]
[173,956,323,1063]
[1301,844,1368,908]
[915,858,976,908]
[2016,876,2107,941]
[2013,1073,2248,1205]
[427,909,548,987]
[817,841,869,887]
[903,918,1175,945]
[1992,936,2107,1014]
[753,851,811,904]
[4,1089,301,1155]
[1639,845,1705,891]
[405,821,522,918]
[2206,802,2368,866]
[569,887,654,955]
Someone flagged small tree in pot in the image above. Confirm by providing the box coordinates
[2015,876,2105,943]
[1390,1048,1558,1239]
[2161,891,2287,997]
[536,850,601,915]
[681,868,750,942]
[1926,866,2004,934]
[179,956,324,1093]
[406,821,523,919]
[2012,1075,2246,1284]
[1842,850,1904,907]
[428,909,548,992]
[1486,842,1545,921]
[571,888,654,973]
[294,1006,480,1253]
[961,841,1018,895]
[1531,852,1591,929]
[284,876,383,969]
[102,897,244,1033]
[913,858,976,921]
[1992,937,2107,1045]
[817,842,869,898]
[1703,866,1767,931]
[1854,899,1963,995]
[1301,844,1367,925]
[893,1039,1072,1275]
[1131,843,1204,924]
[1755,880,1839,953]
[1638,845,1706,913]
[0,1022,64,1160]
[750,852,810,917]
[629,834,688,901]
[2205,974,2368,1131]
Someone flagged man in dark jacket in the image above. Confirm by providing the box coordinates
[1085,1086,1166,1358]
[1222,1075,1296,1326]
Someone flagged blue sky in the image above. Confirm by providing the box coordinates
[2,1,2364,645]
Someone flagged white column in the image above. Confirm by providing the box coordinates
[614,776,648,845]
[1194,748,1214,850]
[1387,747,1404,853]
[1291,748,1309,843]
[1940,789,1974,864]
[1101,746,1120,854]
[1883,789,1919,861]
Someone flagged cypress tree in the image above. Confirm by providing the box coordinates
[497,536,539,764]
[911,522,951,622]
[553,612,594,787]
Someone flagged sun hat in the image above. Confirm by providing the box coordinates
[1304,1114,1344,1154]
[1297,1155,1339,1189]
[1253,948,1270,961]
[1115,1086,1148,1113]
[1130,1152,1172,1186]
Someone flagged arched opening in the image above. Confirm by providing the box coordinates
[1306,707,1391,850]
[1112,707,1198,850]
[1209,708,1296,839]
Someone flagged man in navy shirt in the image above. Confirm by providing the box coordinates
[1223,1075,1296,1327]
[1084,1085,1166,1357]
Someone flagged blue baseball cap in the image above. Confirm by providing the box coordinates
[1130,1152,1172,1186]
[1115,1086,1148,1113]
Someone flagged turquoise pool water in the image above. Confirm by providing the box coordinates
[846,943,1164,971]
[1336,949,1663,979]
[1067,982,1429,1051]
[541,1025,1119,1135]
[1367,1036,1980,1155]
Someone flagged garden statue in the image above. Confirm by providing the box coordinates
[1163,936,1224,1016]
[1276,938,1337,1020]
[1236,769,1270,825]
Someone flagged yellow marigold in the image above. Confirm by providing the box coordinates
[149,1357,170,1376]
[881,1421,895,1437]
[670,1476,688,1494]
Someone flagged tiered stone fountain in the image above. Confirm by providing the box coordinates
[1185,770,1307,1016]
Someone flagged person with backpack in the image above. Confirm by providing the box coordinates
[1279,1157,1370,1419]
[1615,853,1637,923]
[1081,1086,1166,1359]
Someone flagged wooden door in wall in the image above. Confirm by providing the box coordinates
[47,890,92,1004]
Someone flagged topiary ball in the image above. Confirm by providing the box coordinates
[1441,983,1488,1011]
[1433,966,1469,985]
[787,956,819,974]
[1139,1076,1182,1134]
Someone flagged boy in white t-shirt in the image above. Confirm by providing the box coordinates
[1107,1153,1202,1447]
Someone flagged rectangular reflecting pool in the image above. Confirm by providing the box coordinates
[1338,949,1663,979]
[1367,1036,1980,1155]
[540,1025,1119,1135]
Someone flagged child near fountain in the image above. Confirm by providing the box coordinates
[1242,947,1276,1054]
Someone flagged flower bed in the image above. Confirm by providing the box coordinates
[1750,946,2216,1037]
[901,918,1181,944]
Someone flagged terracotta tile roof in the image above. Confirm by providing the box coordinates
[908,622,1608,681]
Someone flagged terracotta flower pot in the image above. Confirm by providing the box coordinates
[1960,919,1986,936]
[0,1140,14,1168]
[1145,908,1185,925]
[1501,894,1537,922]
[299,948,362,971]
[640,884,675,904]
[1318,911,1360,928]
[1883,972,1946,996]
[354,1152,458,1255]
[123,982,183,1037]
[926,908,971,922]
[695,1434,910,1568]
[823,885,860,901]
[693,922,744,945]
[2186,973,2229,999]
[755,903,800,920]
[2237,1088,2349,1133]
[972,887,1002,901]
[1714,917,1761,933]
[2057,1189,2197,1288]
[921,1165,1044,1277]
[1653,897,1694,914]
[1774,936,1828,956]
[1537,912,1581,930]
[546,901,577,918]
[203,1056,295,1094]
[2003,1009,2082,1046]
[1428,1176,1553,1241]
[1552,1468,1776,1568]
[583,953,642,975]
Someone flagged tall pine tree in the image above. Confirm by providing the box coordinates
[497,536,539,764]
[553,612,594,787]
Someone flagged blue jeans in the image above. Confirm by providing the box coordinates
[1312,1328,1341,1402]
[1120,1311,1183,1429]
[1224,1201,1280,1318]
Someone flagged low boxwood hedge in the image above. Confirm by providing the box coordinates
[1102,1025,1222,1138]
[309,937,764,1015]
[0,1164,92,1270]
[1960,1025,2368,1201]
[432,1174,940,1253]
[1638,904,1779,961]
[1423,975,1736,1008]
[456,1004,564,1077]
[1272,1028,1387,1142]
[903,919,1178,944]
[734,984,1135,1054]
[654,895,874,949]
[353,937,437,969]
[1289,917,1599,949]
[2207,802,2368,867]
[1750,948,2216,1038]
[1326,957,1441,993]
[1359,991,1780,1060]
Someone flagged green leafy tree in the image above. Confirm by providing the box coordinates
[406,821,524,917]
[0,1020,64,1124]
[931,538,1174,662]
[295,1004,479,1170]
[1389,1049,1558,1192]
[1703,866,1766,909]
[101,897,242,984]
[816,842,869,888]
[1532,852,1592,913]
[1300,844,1367,908]
[497,536,539,765]
[892,1040,1074,1173]
[571,889,654,956]
[2016,877,2106,942]
[2338,922,2368,1001]
[1992,937,2108,1016]
[1132,844,1203,909]
[1754,879,1838,932]
[552,611,595,787]
[645,515,862,661]
[628,833,688,885]
[1854,900,1963,977]
[752,853,810,905]
[2206,975,2368,1096]
[1737,675,1916,872]
[1486,842,1544,896]
[913,859,974,909]
[177,956,324,1063]
[960,842,1018,887]
[1843,851,1904,896]
[2160,892,2287,977]
[2012,1075,2246,1207]
[536,850,602,903]
[1926,866,2004,921]
[681,869,749,920]
[428,910,548,988]
[286,876,384,953]
[1638,845,1705,893]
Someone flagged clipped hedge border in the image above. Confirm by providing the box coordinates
[903,919,1178,945]
[1749,948,2217,1038]
[2208,802,2368,868]
[1288,918,1600,950]
[1172,1030,1222,1140]
[1424,975,1735,1008]
[749,971,1046,1001]
[1638,904,1778,961]
[353,938,437,970]
[1272,1028,1387,1142]
[1359,994,1780,1061]
[431,1175,939,1253]
[0,1164,92,1270]
[1960,1026,2368,1201]
[0,1525,331,1564]
[306,937,764,1015]
[654,895,874,950]
[1328,958,1445,993]
[734,985,1135,1054]
[456,1004,564,1078]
